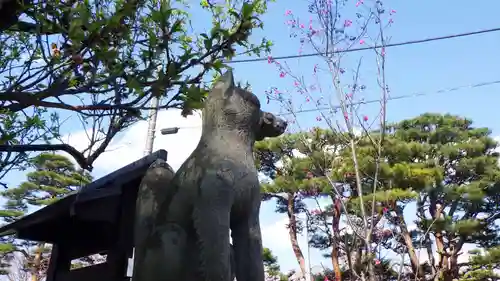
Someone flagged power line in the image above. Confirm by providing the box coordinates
[277,79,500,116]
[227,27,500,64]
[162,79,500,132]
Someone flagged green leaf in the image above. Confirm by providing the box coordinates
[211,59,225,73]
[35,84,47,90]
[200,0,209,8]
[203,38,212,50]
[166,63,177,78]
[69,19,85,43]
[151,10,163,22]
[171,19,184,34]
[241,2,254,19]
[69,79,79,88]
[126,77,141,91]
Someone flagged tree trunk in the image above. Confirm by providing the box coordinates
[396,212,423,279]
[449,237,465,279]
[430,200,451,281]
[331,246,342,281]
[330,197,342,281]
[286,193,308,278]
[31,243,44,281]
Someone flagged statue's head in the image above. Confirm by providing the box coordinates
[203,70,287,141]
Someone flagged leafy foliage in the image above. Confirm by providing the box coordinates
[263,247,288,281]
[0,0,275,183]
[0,153,92,277]
[256,113,500,281]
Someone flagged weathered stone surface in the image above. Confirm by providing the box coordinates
[133,70,287,281]
[133,159,176,281]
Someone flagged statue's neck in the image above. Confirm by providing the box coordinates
[199,125,256,154]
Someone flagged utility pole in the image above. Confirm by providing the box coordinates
[144,63,163,156]
[143,96,160,156]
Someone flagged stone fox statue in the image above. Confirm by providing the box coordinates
[132,70,287,281]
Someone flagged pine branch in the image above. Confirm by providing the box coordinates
[0,144,90,171]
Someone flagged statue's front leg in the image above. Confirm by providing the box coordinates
[192,173,233,281]
[231,205,265,281]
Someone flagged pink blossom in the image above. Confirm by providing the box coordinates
[279,72,285,78]
[300,23,305,28]
[381,47,386,57]
[306,98,310,102]
[389,18,394,24]
[324,277,330,281]
[267,56,273,64]
[390,9,397,15]
[355,0,363,7]
[344,112,349,120]
[383,229,393,237]
[344,19,352,27]
[375,259,381,265]
[294,81,300,87]
[316,116,322,121]
[313,64,318,73]
[311,209,321,215]
[383,207,388,213]
[363,115,368,122]
[284,10,292,16]
[359,39,365,45]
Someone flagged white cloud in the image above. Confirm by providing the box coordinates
[259,198,333,272]
[260,197,331,252]
[63,109,202,177]
[260,216,312,272]
[262,217,295,250]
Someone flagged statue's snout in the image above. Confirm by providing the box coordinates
[273,116,287,135]
[257,111,288,140]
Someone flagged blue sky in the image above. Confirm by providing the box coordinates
[193,0,500,272]
[2,0,500,275]
[230,0,500,135]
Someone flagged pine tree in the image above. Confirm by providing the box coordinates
[256,127,402,280]
[256,134,310,278]
[257,113,500,281]
[335,113,500,280]
[255,129,355,280]
[459,246,500,281]
[0,153,92,280]
[263,247,288,281]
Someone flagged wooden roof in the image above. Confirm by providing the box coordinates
[0,149,168,244]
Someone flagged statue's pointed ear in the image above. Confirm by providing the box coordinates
[213,69,235,96]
